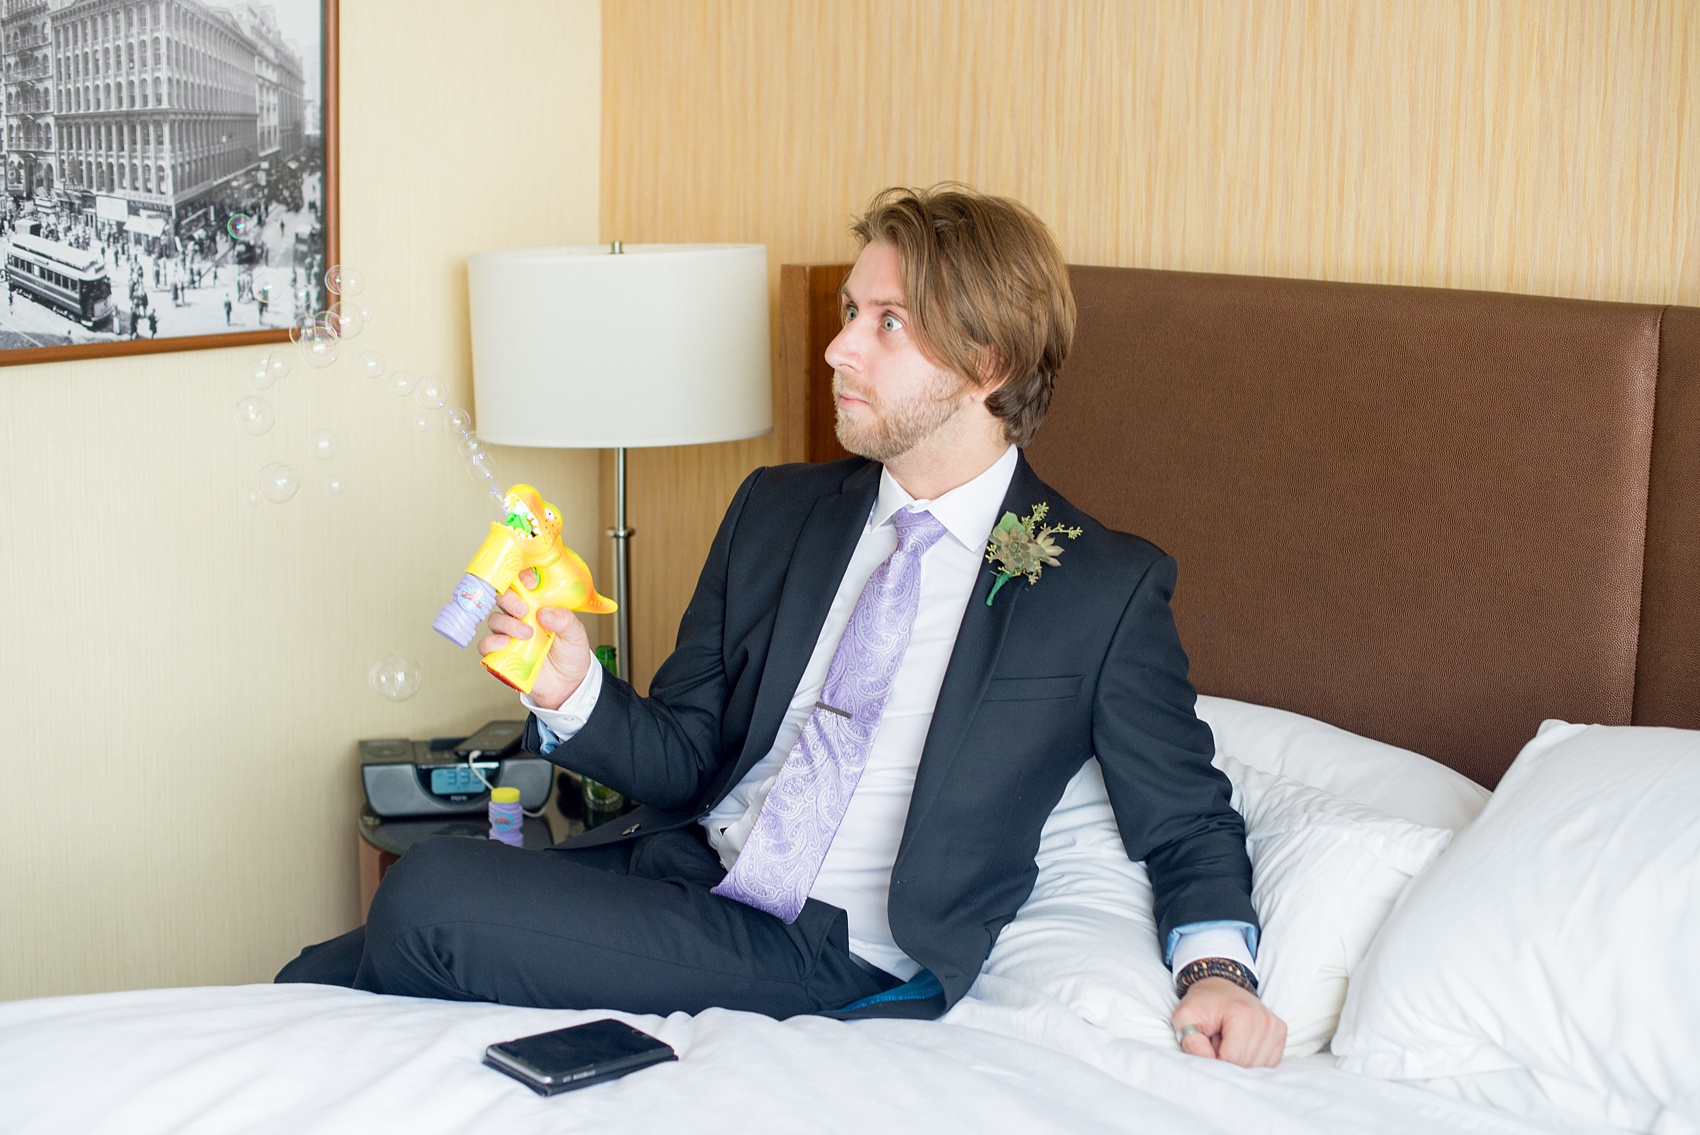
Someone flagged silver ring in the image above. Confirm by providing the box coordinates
[1174,1024,1203,1044]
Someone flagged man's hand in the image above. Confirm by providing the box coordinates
[477,569,595,710]
[1171,977,1286,1068]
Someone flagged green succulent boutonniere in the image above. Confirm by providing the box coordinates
[985,502,1082,605]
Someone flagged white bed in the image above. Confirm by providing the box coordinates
[0,980,1551,1135]
[4,700,1693,1135]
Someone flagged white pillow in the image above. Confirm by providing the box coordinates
[984,751,1453,1058]
[981,759,1177,1049]
[1195,695,1490,833]
[1224,754,1452,1054]
[1333,721,1700,1134]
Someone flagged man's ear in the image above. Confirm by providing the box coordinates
[968,352,1008,404]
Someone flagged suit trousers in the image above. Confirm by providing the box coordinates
[275,829,899,1018]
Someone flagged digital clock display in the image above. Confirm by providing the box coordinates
[430,765,486,796]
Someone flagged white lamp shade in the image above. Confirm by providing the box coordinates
[467,243,773,448]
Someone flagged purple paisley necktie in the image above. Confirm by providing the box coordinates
[712,507,950,922]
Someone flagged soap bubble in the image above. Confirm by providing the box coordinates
[467,451,498,483]
[325,265,365,296]
[358,350,385,378]
[444,407,472,433]
[235,395,274,435]
[293,284,314,312]
[415,375,447,410]
[287,312,317,345]
[299,327,338,368]
[369,653,423,701]
[244,486,263,507]
[326,475,345,495]
[355,303,374,324]
[258,462,300,503]
[250,348,290,389]
[307,428,339,460]
[227,213,255,239]
[321,303,361,340]
[459,432,489,460]
[410,413,431,432]
[389,370,418,396]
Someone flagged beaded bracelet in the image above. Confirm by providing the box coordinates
[1174,957,1259,999]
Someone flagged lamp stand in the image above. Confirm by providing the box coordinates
[610,446,634,684]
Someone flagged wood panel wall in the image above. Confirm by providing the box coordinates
[601,0,1698,693]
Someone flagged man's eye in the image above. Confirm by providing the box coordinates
[880,314,903,332]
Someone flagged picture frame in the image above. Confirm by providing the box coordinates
[0,0,338,366]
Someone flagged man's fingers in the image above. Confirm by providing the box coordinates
[1215,1015,1255,1066]
[1173,978,1288,1068]
[476,632,510,654]
[538,606,592,639]
[1216,1005,1285,1068]
[1177,1026,1217,1059]
[1213,1002,1253,1065]
[1258,1017,1288,1067]
[495,589,530,618]
[486,610,532,640]
[1172,1003,1221,1058]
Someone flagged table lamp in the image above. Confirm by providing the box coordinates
[467,242,772,683]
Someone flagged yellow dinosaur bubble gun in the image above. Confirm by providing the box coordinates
[432,483,617,694]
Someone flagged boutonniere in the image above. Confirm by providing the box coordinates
[985,502,1082,605]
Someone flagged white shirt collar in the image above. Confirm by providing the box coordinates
[870,445,1020,553]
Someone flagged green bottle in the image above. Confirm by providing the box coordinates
[582,645,627,828]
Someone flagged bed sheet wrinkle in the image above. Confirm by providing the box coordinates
[0,981,1569,1135]
[945,974,1568,1135]
[0,984,1197,1135]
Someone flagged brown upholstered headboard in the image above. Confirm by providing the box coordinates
[781,263,1699,788]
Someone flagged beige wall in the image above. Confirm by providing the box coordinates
[0,0,602,1000]
[603,0,1698,693]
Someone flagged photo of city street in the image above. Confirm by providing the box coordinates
[0,0,327,353]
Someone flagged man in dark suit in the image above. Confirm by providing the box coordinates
[280,186,1285,1067]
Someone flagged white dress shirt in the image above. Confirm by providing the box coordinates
[529,445,1255,982]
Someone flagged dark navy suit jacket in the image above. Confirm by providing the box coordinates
[525,452,1256,1016]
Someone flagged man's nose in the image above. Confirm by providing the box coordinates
[824,318,861,372]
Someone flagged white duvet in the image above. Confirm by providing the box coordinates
[0,974,1558,1135]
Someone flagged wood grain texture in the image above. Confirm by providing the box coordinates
[603,0,1699,692]
[790,264,854,466]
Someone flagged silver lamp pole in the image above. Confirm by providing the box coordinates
[606,240,633,680]
[611,444,632,680]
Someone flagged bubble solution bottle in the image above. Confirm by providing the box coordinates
[488,786,524,847]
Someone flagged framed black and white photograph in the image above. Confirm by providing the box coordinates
[0,0,336,364]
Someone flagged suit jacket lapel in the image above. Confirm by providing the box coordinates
[899,454,1047,847]
[700,460,881,810]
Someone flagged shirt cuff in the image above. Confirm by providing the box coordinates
[1166,920,1259,979]
[520,663,603,755]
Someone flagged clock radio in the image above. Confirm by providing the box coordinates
[360,720,552,818]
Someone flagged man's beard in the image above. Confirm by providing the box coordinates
[833,370,968,463]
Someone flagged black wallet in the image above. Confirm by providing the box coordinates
[483,1018,678,1096]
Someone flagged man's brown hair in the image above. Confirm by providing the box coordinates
[850,185,1075,447]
